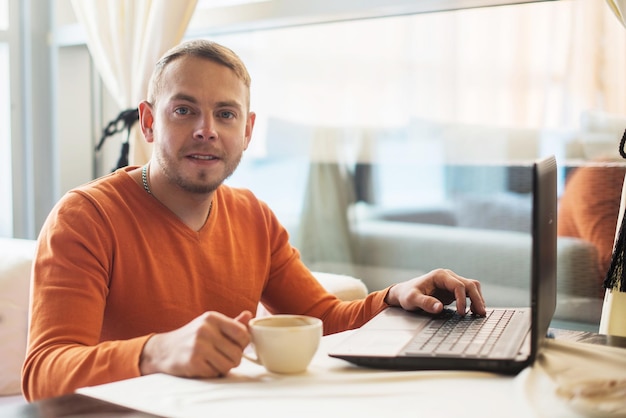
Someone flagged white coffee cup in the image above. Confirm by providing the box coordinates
[244,314,323,374]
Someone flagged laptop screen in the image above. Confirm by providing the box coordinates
[531,155,558,361]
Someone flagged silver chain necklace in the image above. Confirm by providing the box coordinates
[141,164,152,195]
[141,164,214,216]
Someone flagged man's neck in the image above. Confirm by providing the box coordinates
[132,165,215,231]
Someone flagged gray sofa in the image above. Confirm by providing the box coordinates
[304,215,602,328]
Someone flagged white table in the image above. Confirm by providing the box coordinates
[76,331,622,418]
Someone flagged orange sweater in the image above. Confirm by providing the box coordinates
[557,164,626,291]
[22,167,389,400]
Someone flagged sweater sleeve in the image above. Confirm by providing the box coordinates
[22,191,149,401]
[256,199,391,335]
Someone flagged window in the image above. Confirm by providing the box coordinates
[210,2,624,329]
[0,0,10,237]
[0,0,7,30]
[214,0,626,224]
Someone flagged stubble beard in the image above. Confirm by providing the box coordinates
[157,151,243,195]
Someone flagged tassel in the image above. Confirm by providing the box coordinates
[603,128,626,292]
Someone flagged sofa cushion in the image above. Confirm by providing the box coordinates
[256,271,369,317]
[309,271,368,301]
[453,192,532,233]
[0,238,36,396]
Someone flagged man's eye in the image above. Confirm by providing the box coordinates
[219,111,235,119]
[175,107,190,115]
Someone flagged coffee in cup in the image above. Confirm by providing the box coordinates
[244,314,322,374]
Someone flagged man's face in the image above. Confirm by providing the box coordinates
[142,55,255,194]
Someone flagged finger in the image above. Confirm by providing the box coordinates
[183,339,227,378]
[202,356,225,378]
[466,280,487,316]
[414,294,444,314]
[454,284,467,316]
[200,331,248,375]
[206,312,251,350]
[216,312,254,363]
[209,340,245,374]
[444,271,486,316]
[447,273,486,315]
[235,310,254,327]
[431,270,466,314]
[195,313,251,374]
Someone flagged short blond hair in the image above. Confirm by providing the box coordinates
[147,39,251,107]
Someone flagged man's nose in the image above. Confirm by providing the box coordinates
[194,114,218,141]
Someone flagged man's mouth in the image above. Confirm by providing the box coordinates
[189,154,218,161]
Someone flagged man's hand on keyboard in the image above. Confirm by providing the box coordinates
[383,268,487,317]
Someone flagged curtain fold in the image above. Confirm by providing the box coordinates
[296,128,356,268]
[607,0,626,26]
[71,0,198,166]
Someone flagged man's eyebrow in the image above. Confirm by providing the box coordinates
[169,94,243,110]
[214,100,244,110]
[170,93,198,103]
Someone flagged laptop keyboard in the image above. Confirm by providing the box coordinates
[403,309,515,357]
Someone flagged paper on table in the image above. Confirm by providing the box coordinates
[522,338,626,417]
[77,332,532,418]
[78,370,525,418]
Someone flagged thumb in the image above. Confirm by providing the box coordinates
[235,310,254,326]
[416,295,443,314]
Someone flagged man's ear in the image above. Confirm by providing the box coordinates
[138,101,155,143]
[243,111,256,150]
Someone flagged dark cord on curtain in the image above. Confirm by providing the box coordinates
[95,108,139,171]
[603,128,626,292]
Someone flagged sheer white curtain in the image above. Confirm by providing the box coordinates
[71,0,197,166]
[234,0,625,133]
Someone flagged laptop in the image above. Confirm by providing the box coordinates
[328,155,557,375]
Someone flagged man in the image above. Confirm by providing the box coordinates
[22,39,486,401]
